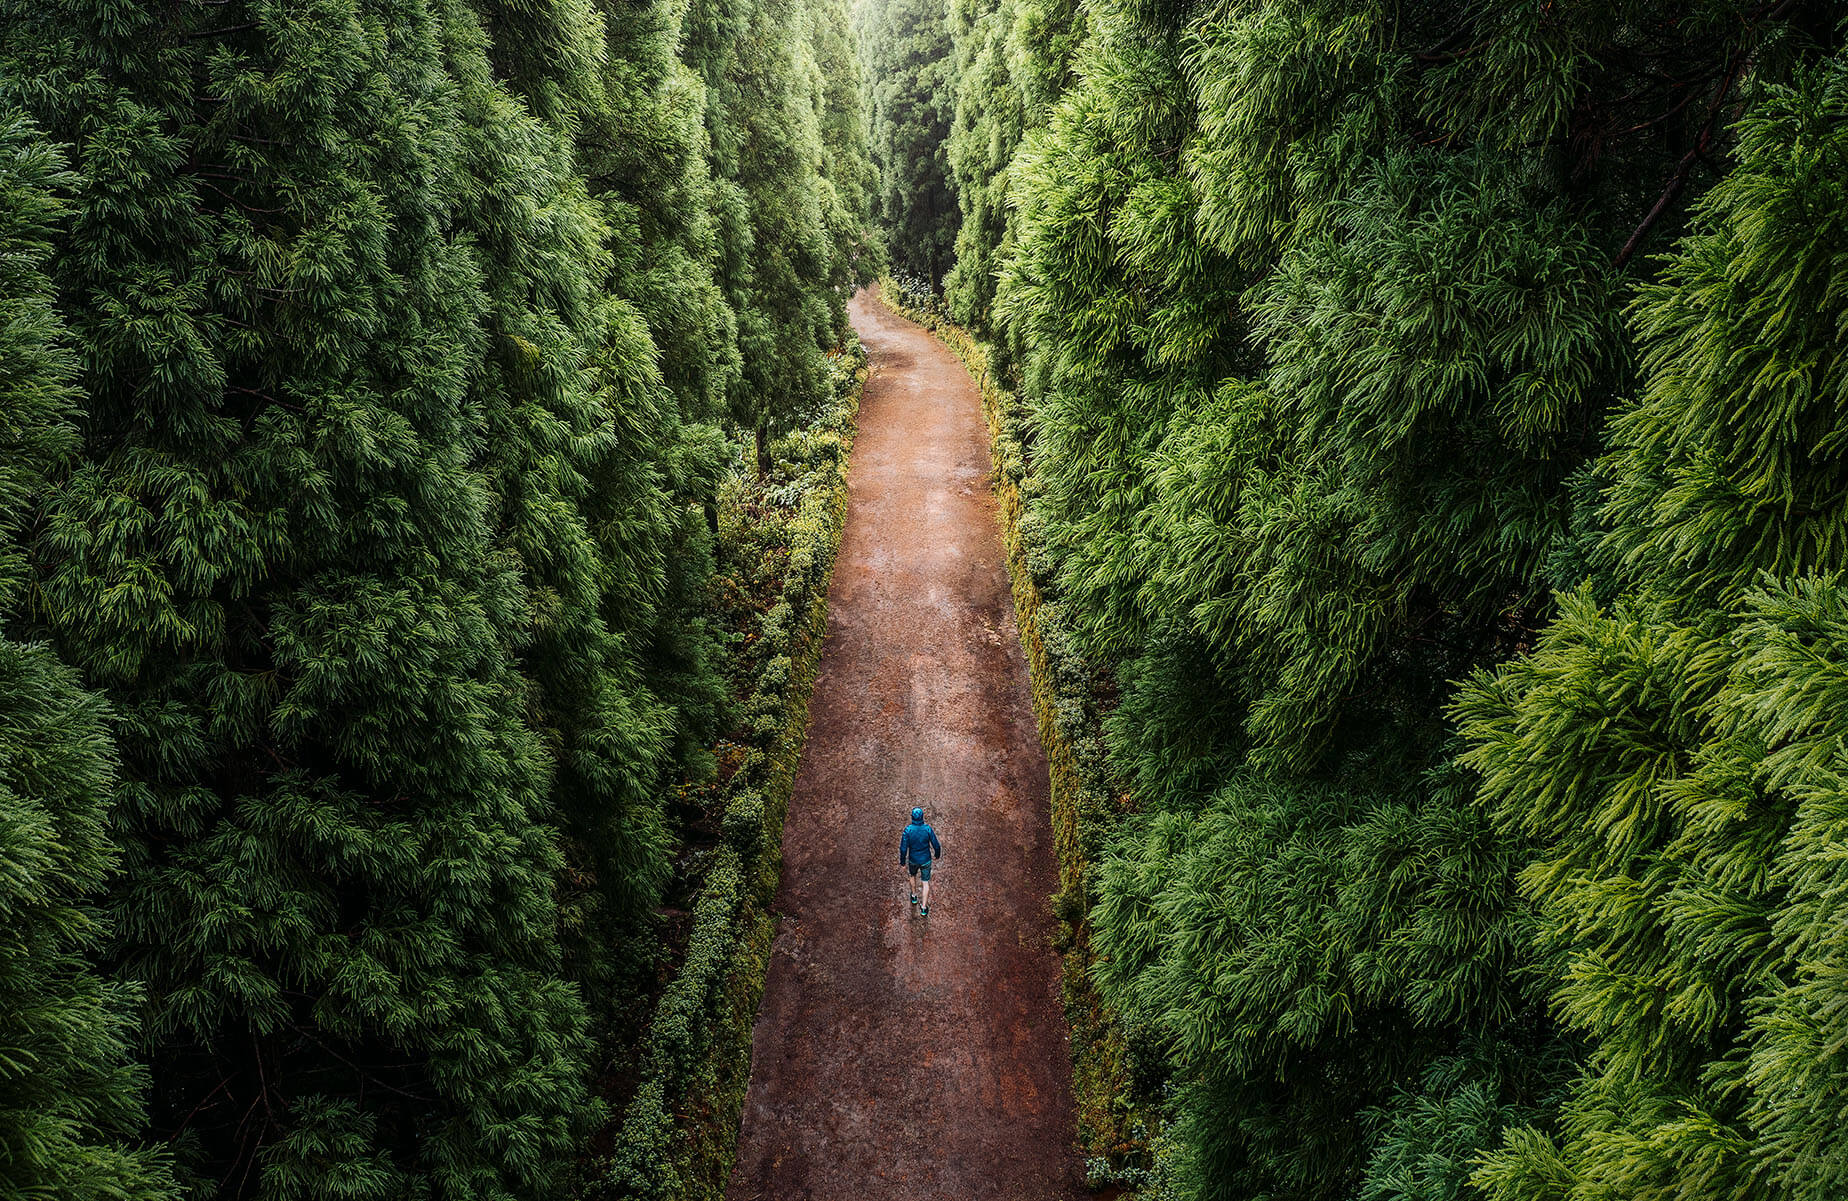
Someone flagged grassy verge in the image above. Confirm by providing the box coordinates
[597,343,863,1200]
[874,281,1159,1189]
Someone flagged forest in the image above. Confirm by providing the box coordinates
[1,0,873,1197]
[7,0,1848,1199]
[858,0,1848,1198]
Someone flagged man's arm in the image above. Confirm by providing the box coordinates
[930,830,942,859]
[900,830,908,865]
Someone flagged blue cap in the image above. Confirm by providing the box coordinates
[911,807,924,821]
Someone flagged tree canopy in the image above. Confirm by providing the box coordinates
[854,1,1848,1197]
[0,0,871,1194]
[858,0,958,287]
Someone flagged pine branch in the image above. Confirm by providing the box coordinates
[167,1072,236,1142]
[1412,26,1477,65]
[1612,51,1747,269]
[185,24,258,39]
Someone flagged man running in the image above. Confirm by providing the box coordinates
[899,806,942,916]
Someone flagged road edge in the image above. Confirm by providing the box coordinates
[872,282,1160,1189]
[603,344,865,1201]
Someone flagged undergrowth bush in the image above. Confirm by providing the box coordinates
[598,344,863,1200]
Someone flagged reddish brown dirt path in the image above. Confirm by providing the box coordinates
[725,289,1086,1201]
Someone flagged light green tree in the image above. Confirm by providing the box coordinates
[952,0,1833,1195]
[1459,53,1848,1201]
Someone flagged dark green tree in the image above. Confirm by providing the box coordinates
[693,0,874,471]
[583,0,740,426]
[857,0,960,286]
[446,0,709,1035]
[0,110,177,1201]
[1,4,594,1194]
[1,0,878,1194]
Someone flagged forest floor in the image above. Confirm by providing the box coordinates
[725,289,1087,1200]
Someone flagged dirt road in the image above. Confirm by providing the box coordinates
[725,290,1086,1200]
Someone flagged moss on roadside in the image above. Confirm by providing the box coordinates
[597,344,863,1200]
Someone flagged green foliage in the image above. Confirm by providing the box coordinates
[809,0,885,316]
[1090,768,1547,1199]
[1458,54,1848,1201]
[1355,1048,1571,1201]
[583,0,740,426]
[0,113,75,621]
[1,2,603,1193]
[0,0,871,1191]
[858,0,961,285]
[0,641,178,1201]
[884,0,1839,1196]
[1602,62,1848,606]
[604,848,749,1201]
[442,0,690,1043]
[0,110,176,1201]
[601,345,861,1200]
[696,0,876,464]
[942,0,1080,333]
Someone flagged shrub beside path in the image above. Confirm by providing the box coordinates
[725,289,1087,1199]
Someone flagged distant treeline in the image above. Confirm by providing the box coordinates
[858,1,1848,1198]
[0,1,873,1197]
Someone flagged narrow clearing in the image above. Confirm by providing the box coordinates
[726,290,1086,1200]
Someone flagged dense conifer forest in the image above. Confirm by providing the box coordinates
[1,0,872,1196]
[863,0,1848,1198]
[7,0,1848,1198]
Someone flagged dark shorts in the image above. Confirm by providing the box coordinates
[906,860,933,882]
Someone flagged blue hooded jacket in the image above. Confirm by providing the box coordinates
[899,821,941,866]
